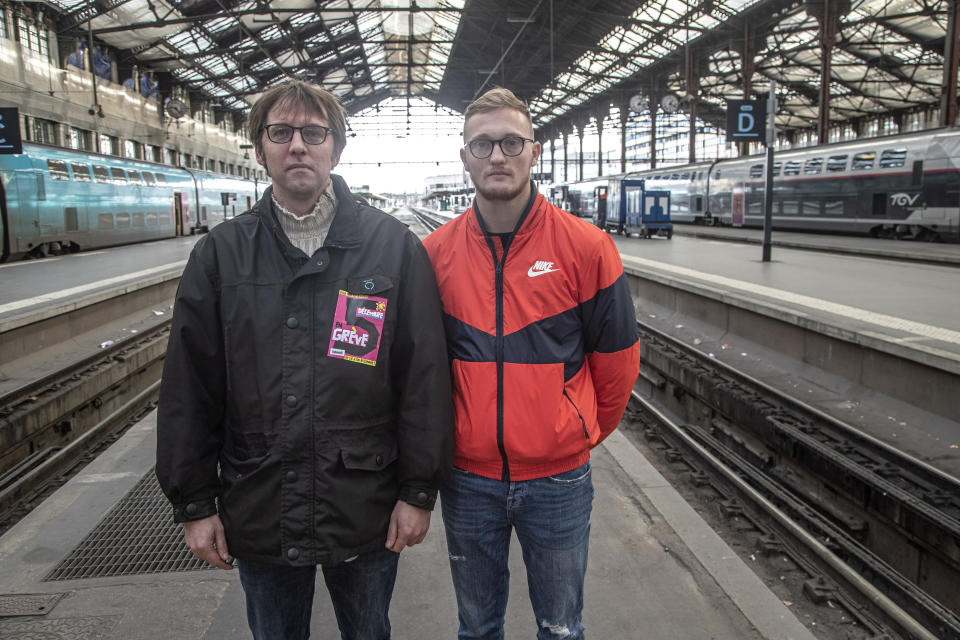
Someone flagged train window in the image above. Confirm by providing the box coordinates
[783,161,801,175]
[670,174,679,180]
[142,172,157,186]
[879,148,907,168]
[93,165,110,183]
[65,207,79,231]
[47,160,70,180]
[749,165,764,178]
[146,213,158,226]
[852,152,875,170]
[116,213,131,228]
[911,160,923,186]
[771,163,782,177]
[827,155,848,172]
[70,163,92,182]
[155,173,167,184]
[695,196,703,211]
[133,213,145,227]
[803,158,823,174]
[127,170,143,185]
[110,168,127,183]
[680,172,690,180]
[98,213,113,228]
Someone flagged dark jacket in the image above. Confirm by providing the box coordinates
[156,175,454,566]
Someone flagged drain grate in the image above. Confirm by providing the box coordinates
[0,614,119,639]
[43,469,211,581]
[0,593,64,616]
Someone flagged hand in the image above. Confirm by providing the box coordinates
[385,501,431,553]
[183,515,233,570]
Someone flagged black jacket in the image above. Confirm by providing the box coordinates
[156,176,454,566]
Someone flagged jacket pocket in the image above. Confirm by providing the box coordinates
[323,426,400,550]
[340,434,399,471]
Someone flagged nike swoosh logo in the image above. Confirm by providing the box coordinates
[527,267,560,277]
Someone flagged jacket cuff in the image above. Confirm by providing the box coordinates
[172,497,218,523]
[398,485,437,510]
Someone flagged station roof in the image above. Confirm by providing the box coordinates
[48,0,954,136]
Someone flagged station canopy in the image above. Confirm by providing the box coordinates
[49,0,953,136]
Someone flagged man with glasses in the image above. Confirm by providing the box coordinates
[157,79,453,640]
[423,87,640,639]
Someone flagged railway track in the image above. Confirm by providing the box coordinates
[0,323,169,530]
[627,318,960,639]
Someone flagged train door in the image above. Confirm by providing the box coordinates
[593,185,608,229]
[0,177,9,262]
[732,183,745,226]
[622,179,644,235]
[173,191,191,235]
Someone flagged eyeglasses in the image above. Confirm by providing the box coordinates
[465,136,535,159]
[263,123,332,145]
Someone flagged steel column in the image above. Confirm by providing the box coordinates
[941,0,959,126]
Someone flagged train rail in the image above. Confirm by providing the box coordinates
[0,323,169,531]
[409,207,452,232]
[627,318,960,639]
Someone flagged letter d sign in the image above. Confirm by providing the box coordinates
[725,99,766,142]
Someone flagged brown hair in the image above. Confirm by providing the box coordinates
[463,87,534,137]
[247,79,348,157]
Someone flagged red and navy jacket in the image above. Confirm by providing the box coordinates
[423,187,641,481]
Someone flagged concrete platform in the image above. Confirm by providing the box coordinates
[669,224,960,266]
[0,410,816,640]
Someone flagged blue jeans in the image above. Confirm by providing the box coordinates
[441,462,594,640]
[237,547,399,640]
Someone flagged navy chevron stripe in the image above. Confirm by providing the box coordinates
[581,273,638,353]
[443,309,586,380]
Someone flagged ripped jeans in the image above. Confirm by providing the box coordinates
[440,462,593,640]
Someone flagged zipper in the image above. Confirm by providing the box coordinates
[489,245,509,481]
[479,230,510,482]
[564,389,589,440]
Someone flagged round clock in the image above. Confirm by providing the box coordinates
[660,94,680,114]
[628,94,647,113]
[166,98,186,119]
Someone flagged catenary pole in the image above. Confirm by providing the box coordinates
[762,80,776,262]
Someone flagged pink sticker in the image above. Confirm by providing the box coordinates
[327,290,388,366]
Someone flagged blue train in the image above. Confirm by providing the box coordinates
[549,126,960,242]
[0,143,261,261]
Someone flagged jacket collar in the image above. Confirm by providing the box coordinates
[469,180,543,239]
[256,174,363,256]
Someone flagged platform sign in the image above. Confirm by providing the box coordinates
[725,100,766,143]
[0,108,23,154]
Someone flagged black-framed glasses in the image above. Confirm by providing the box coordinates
[465,136,535,159]
[263,123,332,145]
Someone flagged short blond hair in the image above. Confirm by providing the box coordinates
[248,79,347,158]
[463,87,534,137]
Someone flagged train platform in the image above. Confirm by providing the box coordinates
[668,224,960,266]
[0,408,817,640]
